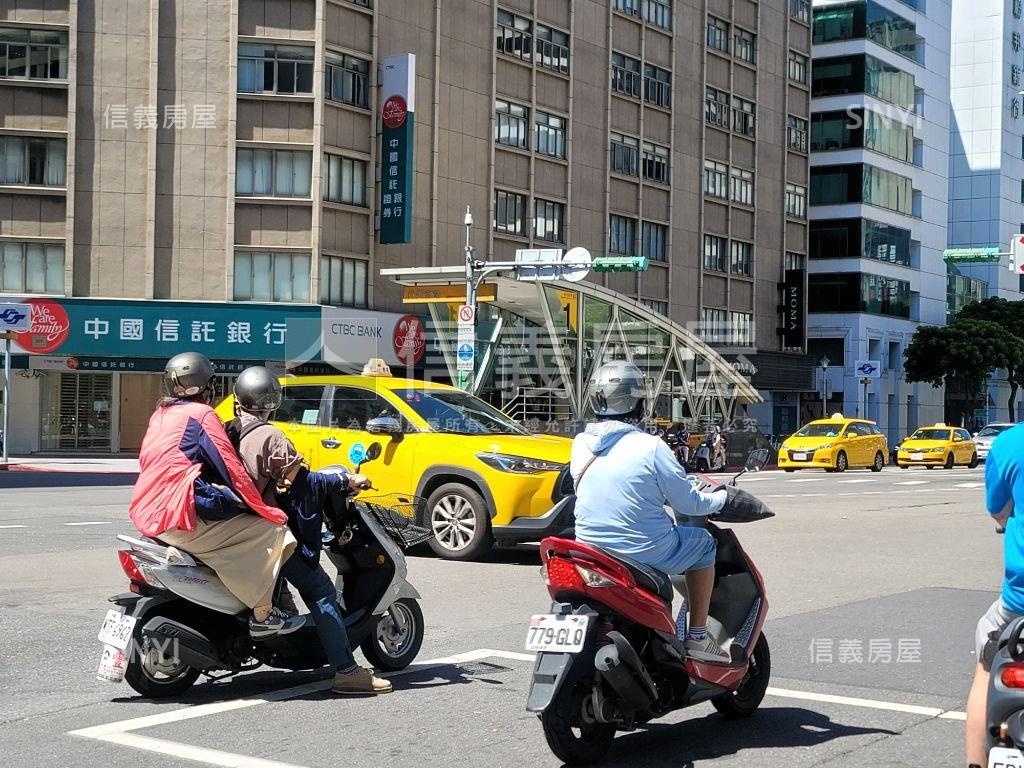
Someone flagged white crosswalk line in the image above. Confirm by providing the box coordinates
[838,479,875,484]
[788,478,822,483]
[894,480,929,486]
[954,482,983,489]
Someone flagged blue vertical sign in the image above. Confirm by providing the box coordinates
[379,54,415,245]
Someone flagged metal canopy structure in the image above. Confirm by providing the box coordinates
[381,266,762,425]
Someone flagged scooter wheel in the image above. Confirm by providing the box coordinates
[541,681,615,765]
[123,618,201,699]
[711,633,770,719]
[360,598,424,672]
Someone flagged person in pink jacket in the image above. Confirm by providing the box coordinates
[129,352,304,638]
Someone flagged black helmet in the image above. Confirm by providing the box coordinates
[164,352,216,398]
[233,366,283,414]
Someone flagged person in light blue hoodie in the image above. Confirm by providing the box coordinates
[570,361,731,663]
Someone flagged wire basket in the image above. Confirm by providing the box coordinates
[354,493,433,549]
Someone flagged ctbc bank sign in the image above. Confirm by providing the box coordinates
[322,307,426,369]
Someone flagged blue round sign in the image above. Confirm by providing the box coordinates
[457,343,474,361]
[348,443,367,466]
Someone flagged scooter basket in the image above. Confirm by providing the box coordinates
[354,494,433,549]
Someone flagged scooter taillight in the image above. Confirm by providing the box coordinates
[1002,664,1024,688]
[545,556,585,592]
[118,550,150,587]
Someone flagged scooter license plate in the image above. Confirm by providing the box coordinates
[97,608,137,651]
[525,614,589,653]
[989,746,1024,767]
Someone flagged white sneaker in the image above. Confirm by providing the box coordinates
[684,635,731,663]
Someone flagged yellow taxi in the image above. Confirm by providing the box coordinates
[778,414,889,473]
[895,424,979,469]
[216,368,571,561]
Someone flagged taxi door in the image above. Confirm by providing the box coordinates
[318,385,417,493]
[842,423,868,466]
[269,383,328,468]
[954,428,973,463]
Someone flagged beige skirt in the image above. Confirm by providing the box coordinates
[160,515,296,609]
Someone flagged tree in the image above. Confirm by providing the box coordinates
[904,318,1024,424]
[958,297,1024,421]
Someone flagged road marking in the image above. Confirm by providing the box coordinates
[64,521,111,526]
[788,478,823,483]
[894,480,929,486]
[764,687,964,719]
[838,479,875,484]
[954,482,983,489]
[0,524,27,529]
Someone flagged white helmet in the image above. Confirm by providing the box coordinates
[588,361,647,418]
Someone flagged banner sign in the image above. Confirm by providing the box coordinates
[379,53,416,244]
[780,269,806,348]
[322,307,427,369]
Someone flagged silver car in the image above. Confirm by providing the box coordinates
[974,423,1015,461]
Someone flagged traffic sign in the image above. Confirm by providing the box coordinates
[1011,235,1024,273]
[456,342,474,371]
[591,255,649,272]
[0,303,29,332]
[515,248,564,282]
[457,304,475,325]
[402,283,497,304]
[560,247,592,283]
[854,360,882,379]
[943,247,1002,264]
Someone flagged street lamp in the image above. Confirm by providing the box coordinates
[819,356,830,419]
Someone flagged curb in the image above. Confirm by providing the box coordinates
[0,464,138,475]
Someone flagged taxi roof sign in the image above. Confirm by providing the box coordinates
[362,358,392,377]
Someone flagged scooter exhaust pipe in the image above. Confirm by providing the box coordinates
[595,632,658,712]
[141,616,223,671]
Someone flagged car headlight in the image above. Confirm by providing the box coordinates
[476,453,565,474]
[817,443,834,450]
[929,447,946,453]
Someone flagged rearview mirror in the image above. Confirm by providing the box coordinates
[745,449,770,472]
[365,442,382,462]
[953,436,963,442]
[366,416,403,436]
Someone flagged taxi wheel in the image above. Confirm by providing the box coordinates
[969,452,979,469]
[834,451,848,473]
[944,453,955,470]
[426,483,493,561]
[784,469,796,473]
[871,452,884,472]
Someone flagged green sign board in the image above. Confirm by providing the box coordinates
[943,247,1002,264]
[379,54,415,245]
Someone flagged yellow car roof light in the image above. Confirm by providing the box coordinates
[362,358,393,377]
[830,412,845,420]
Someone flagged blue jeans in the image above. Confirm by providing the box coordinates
[280,554,356,671]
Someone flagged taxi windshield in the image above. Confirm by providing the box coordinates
[910,428,951,441]
[793,423,845,438]
[393,389,528,435]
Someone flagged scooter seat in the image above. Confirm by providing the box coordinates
[603,551,673,603]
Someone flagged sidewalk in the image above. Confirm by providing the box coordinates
[0,457,140,474]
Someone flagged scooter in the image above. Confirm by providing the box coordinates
[526,449,774,765]
[662,429,690,468]
[986,615,1024,766]
[689,433,727,473]
[94,443,430,698]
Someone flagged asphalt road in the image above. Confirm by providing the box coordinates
[0,464,1000,767]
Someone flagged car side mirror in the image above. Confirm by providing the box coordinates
[366,416,404,439]
[953,436,963,442]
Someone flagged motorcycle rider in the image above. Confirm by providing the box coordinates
[129,353,304,638]
[712,425,728,470]
[570,361,732,663]
[229,365,393,696]
[965,424,1024,767]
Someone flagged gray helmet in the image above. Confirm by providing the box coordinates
[164,352,216,398]
[588,361,647,418]
[233,366,283,414]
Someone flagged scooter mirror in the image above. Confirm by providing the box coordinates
[364,442,383,462]
[745,448,770,472]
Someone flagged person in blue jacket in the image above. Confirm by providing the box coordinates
[571,361,730,663]
[230,366,392,696]
[965,423,1024,767]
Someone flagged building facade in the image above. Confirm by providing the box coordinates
[807,0,951,443]
[0,0,810,453]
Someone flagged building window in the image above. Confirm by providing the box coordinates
[947,271,987,321]
[642,221,667,262]
[812,1,917,60]
[534,198,565,242]
[235,148,312,197]
[0,242,64,294]
[786,182,807,218]
[536,24,570,73]
[535,111,566,158]
[0,27,68,80]
[732,96,755,137]
[730,241,752,276]
[811,108,913,163]
[643,64,671,108]
[320,255,368,308]
[791,0,811,23]
[810,163,912,214]
[494,189,528,237]
[730,312,753,346]
[610,131,640,176]
[733,29,756,64]
[497,9,532,61]
[707,17,730,53]
[614,0,641,15]
[495,99,529,149]
[705,86,730,128]
[612,52,641,97]
[730,167,754,205]
[807,271,911,318]
[812,53,915,109]
[642,299,668,315]
[644,0,672,29]
[785,252,807,271]
[237,43,314,95]
[642,141,669,183]
[809,218,911,265]
[324,52,369,108]
[609,215,637,255]
[346,0,372,6]
[233,251,311,302]
[701,307,735,345]
[322,153,366,206]
[788,51,809,84]
[787,115,808,152]
[0,136,66,186]
[703,234,727,271]
[703,159,728,199]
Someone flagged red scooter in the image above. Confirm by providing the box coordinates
[525,450,773,765]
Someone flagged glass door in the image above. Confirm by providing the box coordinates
[40,372,112,451]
